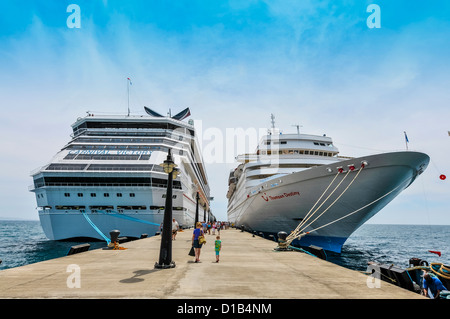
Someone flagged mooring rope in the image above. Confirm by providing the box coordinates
[96,210,160,226]
[299,165,364,234]
[305,182,402,235]
[294,171,342,233]
[81,211,111,244]
[285,163,366,246]
[81,210,160,245]
[430,263,450,280]
[292,173,413,242]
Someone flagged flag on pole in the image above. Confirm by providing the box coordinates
[404,131,409,150]
[127,77,132,85]
[428,250,442,257]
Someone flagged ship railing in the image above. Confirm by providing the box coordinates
[43,182,151,188]
[29,165,46,176]
[73,128,193,139]
[34,182,183,189]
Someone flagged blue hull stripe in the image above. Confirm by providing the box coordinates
[293,235,347,254]
[258,231,347,253]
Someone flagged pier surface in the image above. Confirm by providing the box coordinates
[0,228,423,299]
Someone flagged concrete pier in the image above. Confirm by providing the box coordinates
[0,228,424,299]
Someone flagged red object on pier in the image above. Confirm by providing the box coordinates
[439,174,446,180]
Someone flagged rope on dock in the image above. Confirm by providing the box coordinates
[82,211,111,244]
[80,210,160,246]
[96,210,160,226]
[291,171,342,237]
[430,263,450,279]
[284,162,416,248]
[287,245,320,258]
[305,182,404,234]
[286,163,365,246]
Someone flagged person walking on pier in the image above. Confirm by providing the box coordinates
[172,218,179,240]
[192,222,204,263]
[216,221,221,235]
[214,235,222,263]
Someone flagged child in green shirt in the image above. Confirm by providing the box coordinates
[215,235,221,263]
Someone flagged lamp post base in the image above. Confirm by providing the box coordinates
[154,261,176,269]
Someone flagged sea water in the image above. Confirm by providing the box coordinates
[328,224,450,271]
[0,220,105,271]
[0,220,449,271]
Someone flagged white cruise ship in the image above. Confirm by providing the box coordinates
[30,107,211,241]
[227,115,429,253]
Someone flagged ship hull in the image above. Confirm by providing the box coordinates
[37,187,198,241]
[39,211,161,241]
[228,151,429,253]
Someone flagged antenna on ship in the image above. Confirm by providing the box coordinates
[269,114,283,135]
[267,114,276,135]
[292,124,302,135]
[127,77,132,116]
[270,114,275,129]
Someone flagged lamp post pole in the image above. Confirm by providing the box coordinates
[155,149,176,269]
[195,192,200,225]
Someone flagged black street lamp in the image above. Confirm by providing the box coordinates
[203,204,206,223]
[195,192,200,225]
[155,149,179,269]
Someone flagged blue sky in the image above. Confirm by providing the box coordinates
[0,1,449,224]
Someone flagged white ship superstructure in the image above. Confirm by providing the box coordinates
[30,107,211,241]
[227,116,429,253]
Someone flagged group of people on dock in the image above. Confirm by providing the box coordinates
[166,219,228,263]
[192,221,228,263]
[201,221,229,235]
[168,219,229,240]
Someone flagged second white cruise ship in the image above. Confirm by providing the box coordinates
[30,107,211,241]
[227,115,429,253]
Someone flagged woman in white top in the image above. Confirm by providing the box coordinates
[172,218,179,240]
